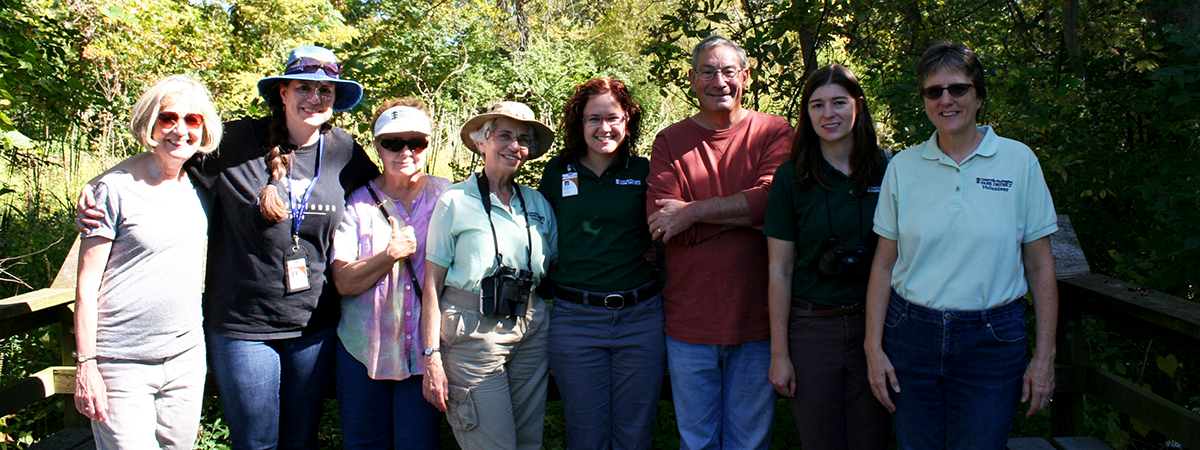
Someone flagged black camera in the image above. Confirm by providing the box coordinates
[480,264,534,318]
[817,236,871,279]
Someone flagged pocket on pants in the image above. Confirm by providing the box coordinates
[985,314,1027,343]
[885,300,906,328]
[446,384,478,431]
[441,308,467,346]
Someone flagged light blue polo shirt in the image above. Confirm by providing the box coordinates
[426,173,558,294]
[873,126,1057,311]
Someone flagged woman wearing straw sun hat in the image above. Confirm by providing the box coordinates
[420,101,558,450]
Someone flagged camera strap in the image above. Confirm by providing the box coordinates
[475,172,533,276]
[365,183,422,301]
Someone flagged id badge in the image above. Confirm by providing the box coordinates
[561,171,579,197]
[284,244,311,293]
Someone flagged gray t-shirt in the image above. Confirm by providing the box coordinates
[83,170,209,360]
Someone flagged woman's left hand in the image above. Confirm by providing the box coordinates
[74,361,109,422]
[1022,353,1056,417]
[384,217,417,261]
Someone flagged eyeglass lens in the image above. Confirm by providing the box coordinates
[157,112,204,129]
[922,83,973,100]
[585,115,628,127]
[380,137,429,153]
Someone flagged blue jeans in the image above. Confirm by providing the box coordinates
[547,293,666,450]
[207,328,337,450]
[335,340,441,450]
[884,292,1027,450]
[665,336,775,450]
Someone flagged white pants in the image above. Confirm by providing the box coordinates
[92,343,207,450]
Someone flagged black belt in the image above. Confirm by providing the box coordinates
[791,299,864,317]
[554,281,659,310]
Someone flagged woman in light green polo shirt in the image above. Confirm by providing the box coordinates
[420,101,558,450]
[864,42,1058,450]
[764,64,891,450]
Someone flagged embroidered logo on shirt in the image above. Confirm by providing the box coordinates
[527,212,547,225]
[976,177,1013,192]
[614,179,642,186]
[867,186,881,193]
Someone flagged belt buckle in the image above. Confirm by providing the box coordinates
[603,294,626,310]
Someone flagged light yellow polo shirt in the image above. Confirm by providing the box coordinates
[873,126,1057,311]
[426,173,558,294]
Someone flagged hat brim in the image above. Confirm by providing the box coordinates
[459,113,554,160]
[257,73,364,112]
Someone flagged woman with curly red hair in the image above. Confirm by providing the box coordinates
[537,78,663,449]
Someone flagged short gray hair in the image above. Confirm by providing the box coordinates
[691,34,748,70]
[468,117,541,154]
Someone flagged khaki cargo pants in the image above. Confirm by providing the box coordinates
[439,287,549,450]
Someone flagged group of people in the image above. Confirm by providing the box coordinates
[71,34,1058,450]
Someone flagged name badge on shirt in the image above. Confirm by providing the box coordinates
[561,171,579,197]
[285,243,311,293]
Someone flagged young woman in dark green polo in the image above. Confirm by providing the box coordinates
[537,78,663,450]
[763,64,891,450]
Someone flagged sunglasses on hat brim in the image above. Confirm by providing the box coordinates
[285,58,341,78]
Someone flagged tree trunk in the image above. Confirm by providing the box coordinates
[1062,0,1087,84]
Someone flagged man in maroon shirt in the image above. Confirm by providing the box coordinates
[647,34,793,449]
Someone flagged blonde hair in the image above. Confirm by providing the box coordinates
[129,75,222,154]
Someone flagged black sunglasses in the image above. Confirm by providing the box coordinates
[921,83,974,100]
[379,137,429,153]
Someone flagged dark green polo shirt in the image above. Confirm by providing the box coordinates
[537,154,657,292]
[763,157,884,306]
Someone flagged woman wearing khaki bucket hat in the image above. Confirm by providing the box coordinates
[420,101,559,449]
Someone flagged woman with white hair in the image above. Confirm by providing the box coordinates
[420,101,557,450]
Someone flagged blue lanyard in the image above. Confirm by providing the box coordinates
[287,134,324,237]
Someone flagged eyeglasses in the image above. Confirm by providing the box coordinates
[285,58,342,78]
[696,67,742,81]
[157,111,205,130]
[492,131,533,149]
[921,83,974,100]
[290,82,335,101]
[584,115,628,127]
[379,137,429,153]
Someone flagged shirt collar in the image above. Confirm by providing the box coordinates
[920,125,998,162]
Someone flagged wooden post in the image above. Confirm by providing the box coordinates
[51,238,88,429]
[1052,294,1087,437]
[1050,215,1089,436]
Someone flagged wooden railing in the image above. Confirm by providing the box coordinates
[1051,274,1200,449]
[0,238,88,438]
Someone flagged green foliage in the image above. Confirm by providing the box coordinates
[2,0,1200,447]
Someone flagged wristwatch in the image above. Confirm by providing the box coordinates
[423,347,440,357]
[76,355,97,364]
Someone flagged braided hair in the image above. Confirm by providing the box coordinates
[258,81,331,223]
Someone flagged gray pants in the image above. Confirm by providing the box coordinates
[439,287,549,450]
[547,292,665,450]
